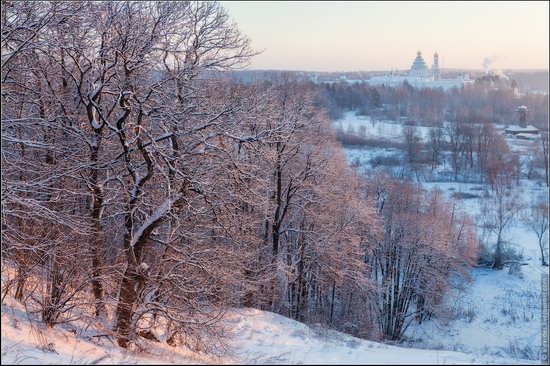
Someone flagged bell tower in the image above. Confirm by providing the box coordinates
[432,52,440,81]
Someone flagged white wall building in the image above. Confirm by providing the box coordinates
[366,51,473,91]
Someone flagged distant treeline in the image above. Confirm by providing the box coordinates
[230,69,549,94]
[506,70,549,94]
[313,75,548,129]
[228,70,548,129]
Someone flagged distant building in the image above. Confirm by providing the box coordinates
[432,52,441,81]
[409,51,432,78]
[366,51,472,90]
[515,133,539,141]
[504,106,540,138]
[517,105,528,128]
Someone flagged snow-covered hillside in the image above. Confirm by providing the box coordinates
[1,297,537,365]
[2,111,545,365]
[404,180,546,360]
[335,111,547,362]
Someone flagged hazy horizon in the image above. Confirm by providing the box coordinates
[229,67,550,73]
[222,1,549,72]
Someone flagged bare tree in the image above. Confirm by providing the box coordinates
[428,127,444,171]
[480,187,522,270]
[365,179,477,340]
[2,0,262,349]
[541,130,549,187]
[402,125,422,180]
[523,202,549,266]
[446,123,465,181]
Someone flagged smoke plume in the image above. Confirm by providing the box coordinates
[482,56,493,73]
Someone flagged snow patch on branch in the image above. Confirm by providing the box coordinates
[90,116,102,131]
[130,193,183,248]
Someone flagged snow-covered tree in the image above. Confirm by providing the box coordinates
[523,201,549,266]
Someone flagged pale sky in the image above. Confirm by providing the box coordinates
[221,1,549,72]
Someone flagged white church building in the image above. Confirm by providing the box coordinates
[366,51,473,90]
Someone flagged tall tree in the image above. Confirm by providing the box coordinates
[523,202,549,266]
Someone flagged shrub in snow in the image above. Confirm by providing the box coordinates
[508,262,524,279]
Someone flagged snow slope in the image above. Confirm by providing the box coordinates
[1,300,537,365]
[225,309,536,364]
[335,112,547,362]
[403,180,546,360]
[0,295,209,365]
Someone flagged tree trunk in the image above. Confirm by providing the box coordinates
[329,279,336,325]
[89,132,106,317]
[114,265,138,348]
[14,250,26,301]
[90,242,105,317]
[540,237,548,266]
[270,143,283,309]
[243,268,255,308]
[492,235,504,270]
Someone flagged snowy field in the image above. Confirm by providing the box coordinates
[332,112,438,143]
[334,112,541,154]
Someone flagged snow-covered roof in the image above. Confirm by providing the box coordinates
[504,125,539,133]
[515,133,540,139]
